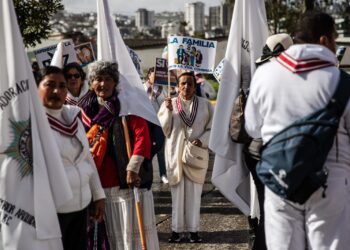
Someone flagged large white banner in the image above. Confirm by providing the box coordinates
[0,0,72,249]
[97,0,159,126]
[209,0,268,215]
[33,39,77,69]
[167,35,217,73]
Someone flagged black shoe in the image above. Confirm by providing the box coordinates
[168,231,181,243]
[189,232,203,243]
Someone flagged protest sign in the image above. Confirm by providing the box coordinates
[33,39,77,69]
[213,58,225,83]
[154,58,177,87]
[75,42,96,67]
[168,36,217,73]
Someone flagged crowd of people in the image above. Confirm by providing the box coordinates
[29,39,215,249]
[24,9,350,250]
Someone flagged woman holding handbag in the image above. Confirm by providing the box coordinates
[158,70,213,243]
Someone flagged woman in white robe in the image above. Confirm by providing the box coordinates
[158,71,213,243]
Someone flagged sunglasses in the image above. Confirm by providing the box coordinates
[66,73,81,79]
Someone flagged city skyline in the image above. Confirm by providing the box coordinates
[62,0,223,15]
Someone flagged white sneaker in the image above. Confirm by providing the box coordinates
[161,175,169,184]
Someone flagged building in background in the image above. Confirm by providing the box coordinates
[220,2,234,34]
[161,22,180,38]
[135,8,155,31]
[185,2,205,36]
[209,6,221,30]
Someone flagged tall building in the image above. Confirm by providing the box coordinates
[135,8,155,30]
[209,6,221,30]
[161,22,180,38]
[185,2,205,36]
[220,3,234,33]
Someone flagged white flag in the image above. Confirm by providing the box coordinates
[209,0,268,215]
[0,1,72,249]
[96,0,159,125]
[34,39,77,69]
[50,42,64,68]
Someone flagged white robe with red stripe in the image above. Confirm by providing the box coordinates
[158,96,213,186]
[245,44,350,249]
[65,82,89,106]
[46,105,105,213]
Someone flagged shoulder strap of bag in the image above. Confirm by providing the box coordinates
[327,70,350,116]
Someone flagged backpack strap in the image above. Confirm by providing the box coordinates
[327,70,350,116]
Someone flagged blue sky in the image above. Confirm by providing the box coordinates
[62,0,223,15]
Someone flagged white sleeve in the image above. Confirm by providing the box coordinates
[88,152,106,201]
[157,100,173,138]
[199,101,214,148]
[245,75,263,139]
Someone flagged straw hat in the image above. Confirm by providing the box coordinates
[256,33,293,65]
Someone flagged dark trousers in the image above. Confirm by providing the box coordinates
[58,207,88,250]
[157,145,167,177]
[244,152,267,250]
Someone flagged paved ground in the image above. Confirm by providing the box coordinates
[152,153,251,250]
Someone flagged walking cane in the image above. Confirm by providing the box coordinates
[121,116,147,250]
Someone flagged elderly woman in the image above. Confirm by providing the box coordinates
[158,71,213,243]
[63,62,89,106]
[37,66,105,250]
[80,60,159,250]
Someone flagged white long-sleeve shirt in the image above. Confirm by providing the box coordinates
[245,44,350,176]
[158,96,213,185]
[46,105,105,213]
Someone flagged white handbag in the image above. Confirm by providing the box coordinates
[181,124,209,168]
[182,139,209,169]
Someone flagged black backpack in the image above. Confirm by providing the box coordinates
[257,70,350,204]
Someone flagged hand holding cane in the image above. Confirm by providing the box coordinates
[121,116,147,250]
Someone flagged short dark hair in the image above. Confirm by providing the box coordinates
[293,11,335,44]
[177,71,196,85]
[63,62,86,81]
[37,66,64,86]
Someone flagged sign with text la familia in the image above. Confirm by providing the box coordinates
[154,58,177,87]
[168,35,217,73]
[33,39,77,69]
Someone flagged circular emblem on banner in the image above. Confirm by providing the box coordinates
[0,119,33,178]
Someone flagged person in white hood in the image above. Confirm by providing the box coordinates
[245,11,350,250]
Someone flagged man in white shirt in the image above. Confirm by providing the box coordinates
[245,11,350,250]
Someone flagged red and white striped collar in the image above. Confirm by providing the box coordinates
[176,95,198,127]
[81,109,91,128]
[277,51,335,73]
[46,113,79,137]
[65,91,90,106]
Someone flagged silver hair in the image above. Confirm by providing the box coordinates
[88,60,119,84]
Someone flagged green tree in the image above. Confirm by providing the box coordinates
[14,0,64,47]
[265,0,303,34]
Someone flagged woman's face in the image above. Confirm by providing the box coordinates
[178,75,196,100]
[38,73,67,109]
[65,68,82,97]
[91,74,116,99]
